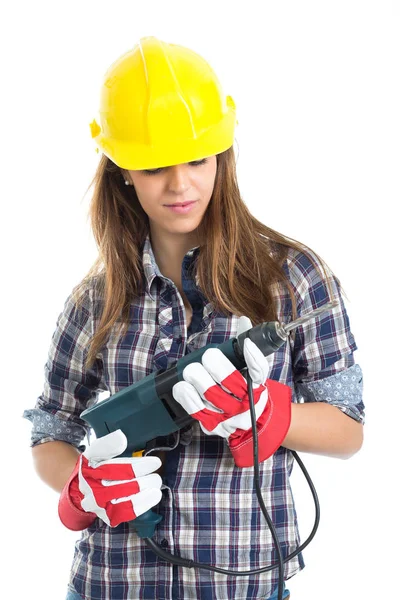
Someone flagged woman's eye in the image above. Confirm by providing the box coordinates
[189,158,208,166]
[142,167,163,176]
[142,158,207,176]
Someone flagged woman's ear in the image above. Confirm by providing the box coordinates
[121,170,131,185]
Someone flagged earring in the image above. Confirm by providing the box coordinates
[124,180,130,186]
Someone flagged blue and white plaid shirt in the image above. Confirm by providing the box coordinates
[24,235,364,600]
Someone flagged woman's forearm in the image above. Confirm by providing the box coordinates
[32,441,80,493]
[281,402,364,459]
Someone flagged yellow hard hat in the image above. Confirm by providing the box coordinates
[90,36,237,170]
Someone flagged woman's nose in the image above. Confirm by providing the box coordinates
[168,164,191,194]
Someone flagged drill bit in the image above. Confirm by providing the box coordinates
[282,300,339,334]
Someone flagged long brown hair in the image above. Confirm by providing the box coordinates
[75,146,332,368]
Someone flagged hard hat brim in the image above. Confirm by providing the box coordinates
[93,108,236,170]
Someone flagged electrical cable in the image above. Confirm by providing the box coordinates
[246,369,284,599]
[144,369,321,600]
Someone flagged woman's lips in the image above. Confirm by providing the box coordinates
[164,201,197,214]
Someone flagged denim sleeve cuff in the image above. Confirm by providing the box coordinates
[296,364,365,424]
[23,408,88,450]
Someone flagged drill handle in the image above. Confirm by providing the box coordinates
[133,510,163,539]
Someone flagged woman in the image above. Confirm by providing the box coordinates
[24,36,365,600]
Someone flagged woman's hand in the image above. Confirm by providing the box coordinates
[172,336,292,468]
[58,430,163,530]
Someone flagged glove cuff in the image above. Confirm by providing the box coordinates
[58,459,96,531]
[229,379,292,468]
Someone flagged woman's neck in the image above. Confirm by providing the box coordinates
[149,229,199,294]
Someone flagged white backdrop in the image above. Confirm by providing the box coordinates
[2,1,399,599]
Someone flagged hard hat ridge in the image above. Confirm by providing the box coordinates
[90,36,236,170]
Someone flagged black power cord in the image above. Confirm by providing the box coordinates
[144,369,320,600]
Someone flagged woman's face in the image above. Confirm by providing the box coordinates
[124,156,217,240]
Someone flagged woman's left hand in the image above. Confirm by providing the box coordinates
[172,325,292,468]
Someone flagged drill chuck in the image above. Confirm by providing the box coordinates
[235,321,288,361]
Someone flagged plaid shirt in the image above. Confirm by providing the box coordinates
[24,235,364,600]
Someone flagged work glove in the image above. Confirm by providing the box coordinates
[172,317,292,467]
[58,429,163,530]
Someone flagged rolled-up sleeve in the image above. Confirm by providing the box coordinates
[297,364,365,423]
[287,249,365,424]
[23,286,106,448]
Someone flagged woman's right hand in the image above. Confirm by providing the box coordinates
[58,430,163,530]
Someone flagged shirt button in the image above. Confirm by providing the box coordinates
[160,539,169,549]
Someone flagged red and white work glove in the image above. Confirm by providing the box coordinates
[58,430,163,530]
[172,317,292,468]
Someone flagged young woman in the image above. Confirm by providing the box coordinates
[24,36,365,600]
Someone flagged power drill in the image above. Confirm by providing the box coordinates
[81,301,337,538]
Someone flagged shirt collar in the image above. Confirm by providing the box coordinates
[142,233,200,301]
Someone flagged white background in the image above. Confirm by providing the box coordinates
[1,1,399,599]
